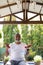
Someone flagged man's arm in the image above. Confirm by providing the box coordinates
[5,44,10,57]
[25,44,32,55]
[27,44,32,47]
[25,44,32,48]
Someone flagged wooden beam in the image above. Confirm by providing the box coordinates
[26,10,28,20]
[0,21,43,24]
[23,10,27,20]
[22,0,43,6]
[25,0,26,20]
[28,14,38,21]
[0,11,23,18]
[26,0,43,6]
[0,3,17,9]
[40,15,42,21]
[7,0,12,14]
[23,10,25,20]
[13,14,23,20]
[39,5,43,13]
[23,0,28,20]
[10,15,12,21]
[28,11,43,15]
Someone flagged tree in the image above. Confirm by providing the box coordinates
[3,24,20,44]
[3,24,43,58]
[0,33,2,38]
[21,24,29,44]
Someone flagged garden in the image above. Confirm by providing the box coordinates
[0,24,43,65]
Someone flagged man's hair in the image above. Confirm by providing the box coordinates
[15,33,20,37]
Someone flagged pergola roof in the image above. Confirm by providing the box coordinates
[0,0,43,24]
[0,0,23,17]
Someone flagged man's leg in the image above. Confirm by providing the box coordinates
[11,61,15,65]
[10,60,17,65]
[19,61,26,65]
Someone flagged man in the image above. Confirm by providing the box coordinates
[6,33,31,65]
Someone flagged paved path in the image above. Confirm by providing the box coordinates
[0,61,43,65]
[27,61,43,65]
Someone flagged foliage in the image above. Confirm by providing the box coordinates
[21,25,29,44]
[37,48,43,57]
[0,33,2,38]
[3,24,19,44]
[4,56,9,61]
[26,49,36,61]
[3,24,43,61]
[4,56,9,65]
[0,48,6,61]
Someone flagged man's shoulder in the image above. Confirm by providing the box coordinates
[9,42,15,47]
[21,42,27,46]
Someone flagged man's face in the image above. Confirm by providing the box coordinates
[15,34,21,42]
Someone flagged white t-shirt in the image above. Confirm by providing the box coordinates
[8,42,27,61]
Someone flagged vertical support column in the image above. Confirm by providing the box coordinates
[40,15,42,21]
[10,15,12,21]
[23,10,25,20]
[25,0,26,20]
[23,0,28,20]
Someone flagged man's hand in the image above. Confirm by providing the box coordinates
[5,44,10,48]
[25,44,32,48]
[27,44,32,47]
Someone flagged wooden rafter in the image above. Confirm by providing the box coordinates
[0,11,23,18]
[28,11,43,15]
[7,0,12,14]
[0,3,17,9]
[26,0,43,6]
[28,14,38,21]
[13,14,23,21]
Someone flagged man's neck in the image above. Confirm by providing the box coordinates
[15,42,21,45]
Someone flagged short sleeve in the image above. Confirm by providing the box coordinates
[24,44,27,48]
[23,43,27,55]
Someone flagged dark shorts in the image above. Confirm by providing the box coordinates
[10,60,23,65]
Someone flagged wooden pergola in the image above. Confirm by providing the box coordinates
[0,0,43,24]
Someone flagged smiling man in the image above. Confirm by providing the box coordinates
[6,33,31,65]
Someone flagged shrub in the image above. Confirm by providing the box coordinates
[26,49,36,61]
[0,33,2,38]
